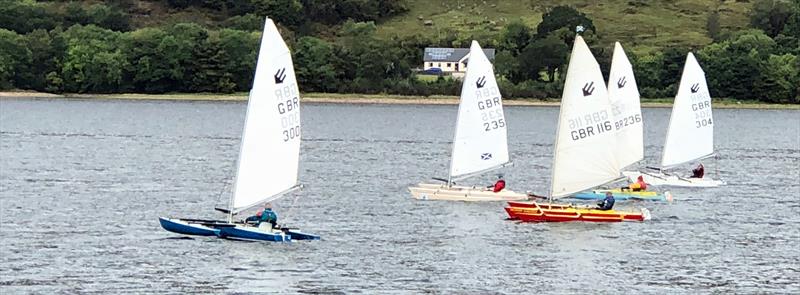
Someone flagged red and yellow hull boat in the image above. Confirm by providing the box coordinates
[505,201,650,222]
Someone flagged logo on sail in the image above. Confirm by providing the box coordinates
[274,68,287,84]
[690,83,700,93]
[617,76,627,89]
[480,153,492,160]
[582,81,595,97]
[476,76,487,88]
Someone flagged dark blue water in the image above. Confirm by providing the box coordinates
[1,98,798,293]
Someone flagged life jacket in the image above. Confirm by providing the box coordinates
[637,179,647,190]
[493,180,506,193]
[693,166,705,178]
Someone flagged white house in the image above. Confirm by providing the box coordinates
[423,47,496,73]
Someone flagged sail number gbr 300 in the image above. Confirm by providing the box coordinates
[567,110,612,141]
[476,86,505,132]
[276,83,300,142]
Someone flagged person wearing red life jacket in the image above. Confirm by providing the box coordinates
[691,163,705,178]
[622,175,647,192]
[487,175,506,193]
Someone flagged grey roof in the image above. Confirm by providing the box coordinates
[423,47,496,62]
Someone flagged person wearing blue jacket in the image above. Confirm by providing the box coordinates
[245,203,278,228]
[597,192,615,210]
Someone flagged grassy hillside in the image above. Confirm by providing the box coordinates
[376,0,753,54]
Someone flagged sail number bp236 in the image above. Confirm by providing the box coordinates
[276,82,300,142]
[476,86,505,132]
[568,110,612,141]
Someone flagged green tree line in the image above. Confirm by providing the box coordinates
[0,0,797,103]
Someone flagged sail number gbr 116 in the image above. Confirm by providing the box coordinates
[567,110,612,141]
[276,83,300,142]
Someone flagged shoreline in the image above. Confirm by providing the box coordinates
[1,91,797,109]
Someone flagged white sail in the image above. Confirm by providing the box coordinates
[661,53,714,169]
[608,42,644,169]
[550,36,620,198]
[231,18,301,213]
[448,40,510,180]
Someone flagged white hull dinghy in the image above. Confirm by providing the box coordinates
[622,170,725,187]
[409,183,528,201]
[409,41,527,202]
[623,53,724,187]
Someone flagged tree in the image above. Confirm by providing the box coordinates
[707,10,721,41]
[122,28,183,93]
[0,29,32,89]
[60,25,126,93]
[536,6,596,40]
[19,29,63,91]
[750,0,797,37]
[251,0,304,28]
[0,1,58,34]
[518,34,568,82]
[293,36,337,92]
[756,53,799,103]
[698,30,777,99]
[217,29,260,91]
[497,20,533,56]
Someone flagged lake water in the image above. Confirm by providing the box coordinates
[1,98,798,294]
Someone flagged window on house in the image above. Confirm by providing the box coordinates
[437,63,441,67]
[447,63,451,67]
[429,62,433,67]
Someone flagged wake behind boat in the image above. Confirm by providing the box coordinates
[504,35,650,223]
[624,53,725,187]
[409,41,528,202]
[159,17,318,242]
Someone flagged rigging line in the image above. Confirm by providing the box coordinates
[216,178,231,206]
[282,190,302,224]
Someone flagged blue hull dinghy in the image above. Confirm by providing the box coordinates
[158,17,319,243]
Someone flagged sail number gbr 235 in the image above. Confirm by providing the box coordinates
[567,110,612,141]
[276,83,300,142]
[476,86,505,132]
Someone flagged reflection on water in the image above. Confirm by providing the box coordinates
[1,98,798,293]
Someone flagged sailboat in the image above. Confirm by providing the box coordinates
[409,41,529,202]
[572,42,671,202]
[622,52,725,187]
[158,17,319,242]
[505,36,650,222]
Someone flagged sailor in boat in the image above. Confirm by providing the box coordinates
[245,203,278,229]
[691,163,705,178]
[486,175,506,193]
[621,175,648,192]
[597,192,615,210]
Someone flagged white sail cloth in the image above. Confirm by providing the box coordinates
[608,42,644,170]
[661,52,714,168]
[231,18,301,213]
[550,36,620,198]
[449,40,510,180]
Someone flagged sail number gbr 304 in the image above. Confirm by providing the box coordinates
[567,110,613,141]
[276,82,300,142]
[476,86,505,131]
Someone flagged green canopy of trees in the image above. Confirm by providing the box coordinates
[0,1,797,102]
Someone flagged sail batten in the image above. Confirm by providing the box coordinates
[549,36,620,198]
[230,18,302,212]
[660,53,714,168]
[608,42,644,169]
[448,41,510,181]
